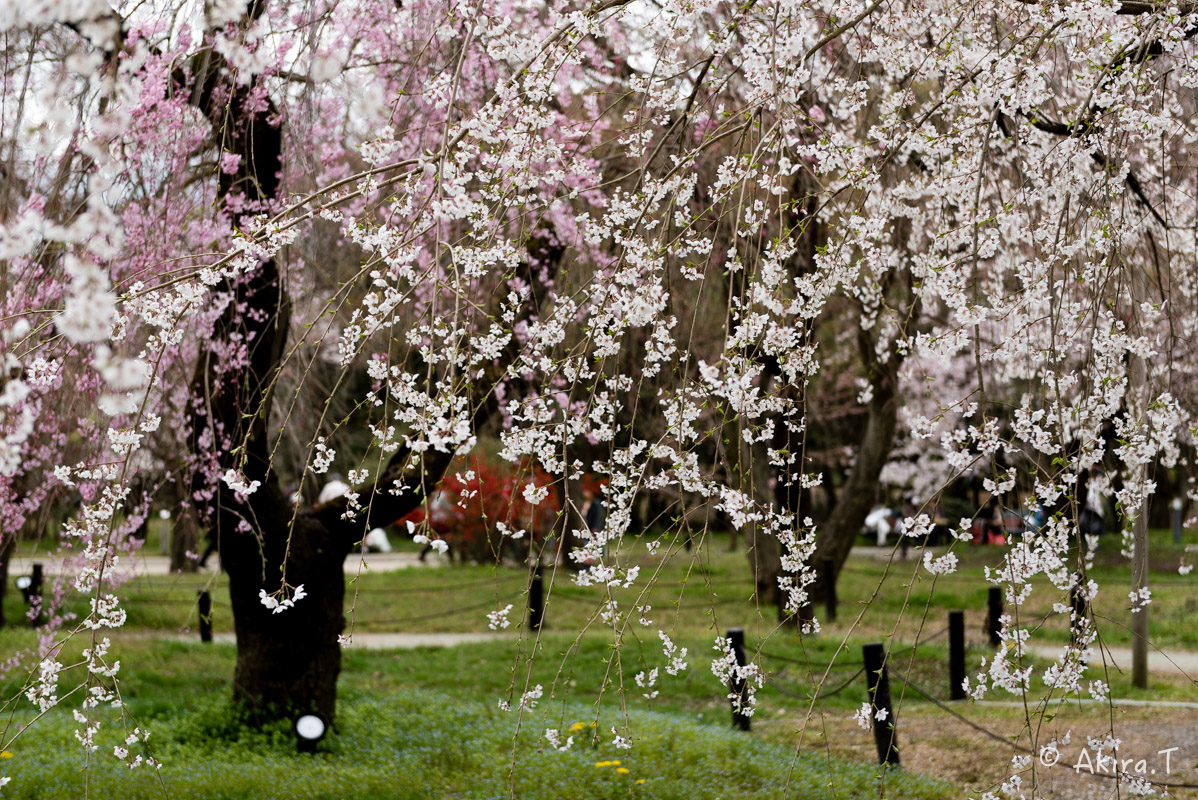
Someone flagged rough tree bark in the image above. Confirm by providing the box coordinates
[800,208,915,613]
[740,176,822,611]
[743,430,782,608]
[736,363,784,610]
[0,536,11,629]
[179,12,564,719]
[805,325,903,611]
[167,476,199,573]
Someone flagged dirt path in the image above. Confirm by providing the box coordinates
[1027,643,1198,678]
[141,631,513,649]
[9,551,444,577]
[763,704,1198,799]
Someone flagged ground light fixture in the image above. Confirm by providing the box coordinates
[294,712,329,753]
[14,575,32,601]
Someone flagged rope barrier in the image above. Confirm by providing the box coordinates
[550,591,741,609]
[891,670,1029,751]
[345,574,528,595]
[889,670,1198,790]
[349,587,740,627]
[350,596,522,628]
[922,625,950,642]
[759,650,864,669]
[129,572,528,594]
[766,665,866,701]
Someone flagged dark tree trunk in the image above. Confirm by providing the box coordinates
[753,172,824,607]
[176,5,566,723]
[741,418,782,607]
[718,354,789,606]
[168,511,199,573]
[806,329,902,610]
[0,536,11,629]
[168,477,199,573]
[824,467,840,514]
[225,496,348,719]
[184,52,340,717]
[555,473,589,568]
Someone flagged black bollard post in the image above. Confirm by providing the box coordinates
[529,563,545,631]
[948,610,966,700]
[1071,585,1086,621]
[822,556,837,623]
[1069,584,1087,647]
[987,586,1003,646]
[197,589,212,643]
[863,642,899,765]
[727,628,751,731]
[777,565,799,625]
[30,563,43,628]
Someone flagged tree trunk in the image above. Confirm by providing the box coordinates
[185,52,333,717]
[227,500,347,719]
[178,5,563,723]
[1128,268,1150,689]
[806,333,902,610]
[555,473,589,568]
[168,477,199,573]
[0,536,11,629]
[741,418,783,608]
[168,510,199,573]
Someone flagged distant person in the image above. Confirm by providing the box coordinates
[317,473,349,505]
[929,502,953,546]
[584,486,605,534]
[584,484,606,558]
[363,527,392,553]
[865,504,893,547]
[1081,467,1106,536]
[983,497,1005,545]
[198,535,219,569]
[418,491,453,562]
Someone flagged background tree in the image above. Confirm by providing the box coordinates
[3,1,1198,792]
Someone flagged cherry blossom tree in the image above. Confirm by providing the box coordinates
[2,0,1198,793]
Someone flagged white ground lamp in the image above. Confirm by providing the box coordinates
[294,712,329,753]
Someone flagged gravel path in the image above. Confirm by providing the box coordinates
[901,705,1198,799]
[1027,643,1198,678]
[780,705,1198,799]
[156,631,512,649]
[9,551,444,577]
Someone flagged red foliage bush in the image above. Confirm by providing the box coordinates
[397,454,559,563]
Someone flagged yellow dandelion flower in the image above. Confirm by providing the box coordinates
[610,760,621,766]
[595,761,610,768]
[0,751,11,759]
[636,779,646,784]
[570,722,586,732]
[616,767,630,774]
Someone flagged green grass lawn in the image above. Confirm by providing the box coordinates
[0,637,955,800]
[0,526,1193,798]
[8,525,1186,651]
[4,526,1194,715]
[0,631,1188,798]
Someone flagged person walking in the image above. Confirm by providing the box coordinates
[581,483,606,561]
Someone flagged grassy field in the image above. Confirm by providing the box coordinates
[9,524,1190,655]
[0,526,1194,798]
[0,636,957,800]
[5,526,1195,710]
[10,525,1193,645]
[0,631,1191,799]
